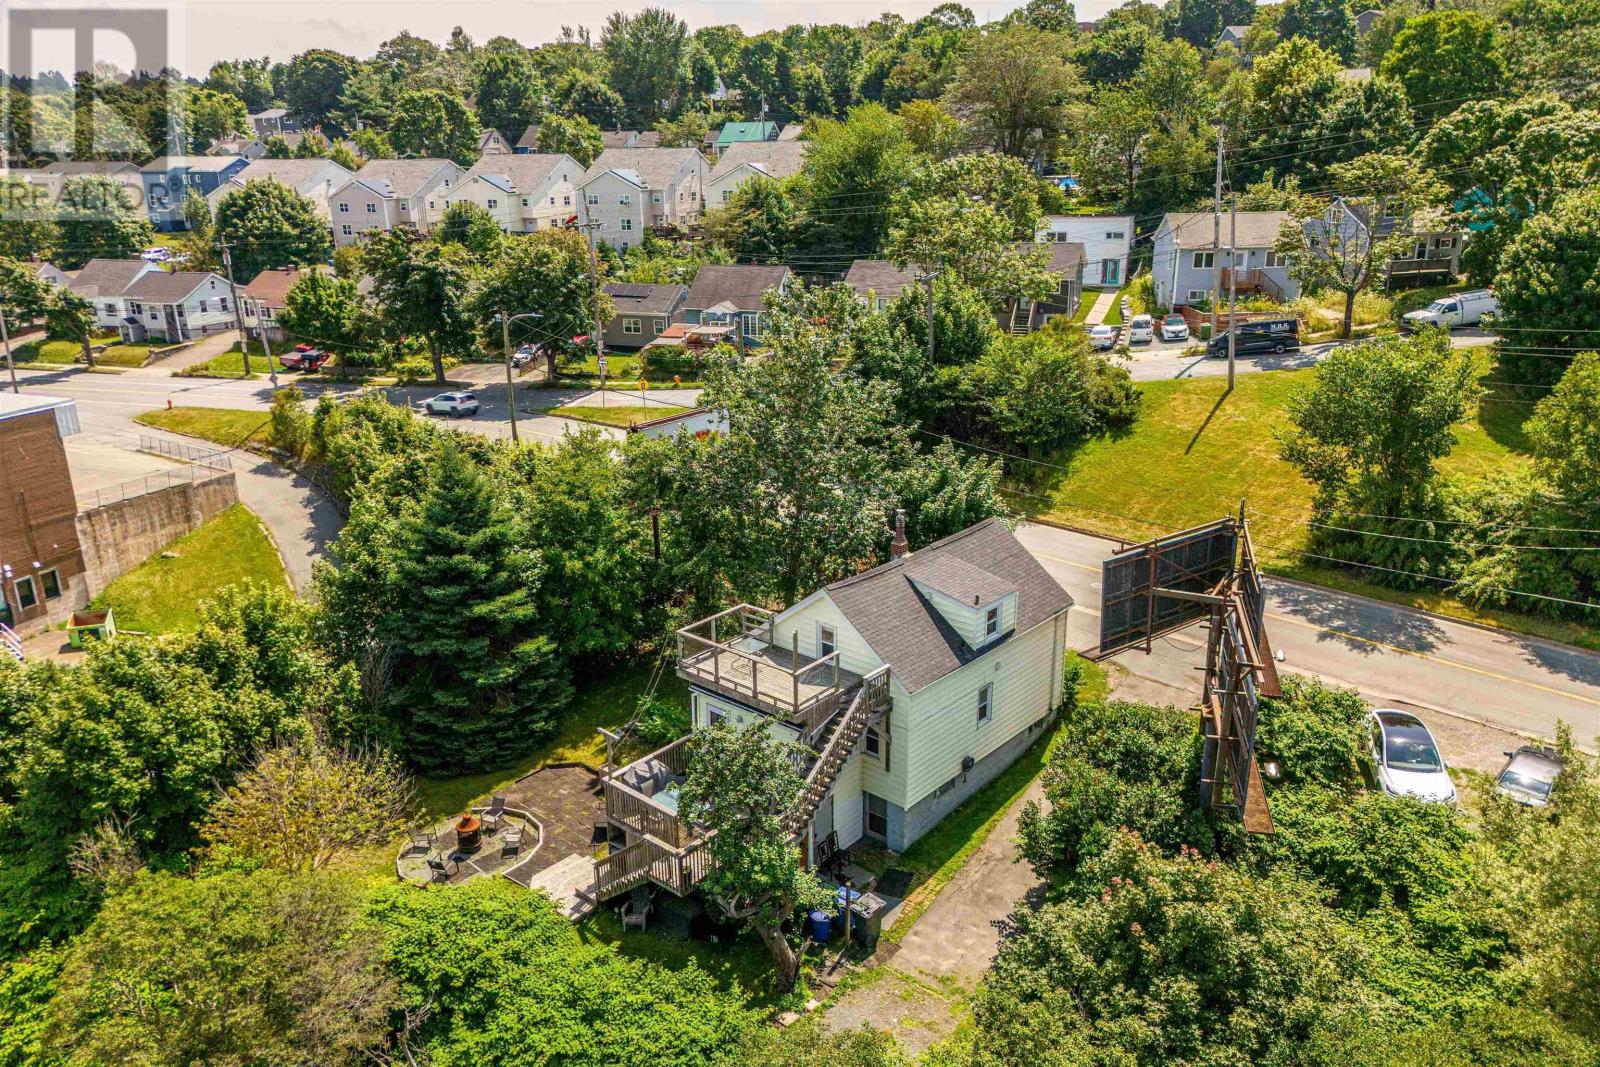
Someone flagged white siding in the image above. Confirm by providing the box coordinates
[909,584,1017,649]
[1037,215,1134,286]
[692,690,799,746]
[827,752,866,848]
[895,610,1066,806]
[765,592,884,679]
[708,164,760,208]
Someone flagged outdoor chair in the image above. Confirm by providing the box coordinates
[501,823,525,858]
[484,794,509,832]
[621,887,654,931]
[817,831,849,878]
[426,856,457,883]
[407,829,435,856]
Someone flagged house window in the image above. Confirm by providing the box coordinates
[365,202,376,213]
[1106,230,1125,239]
[623,317,641,335]
[620,241,629,251]
[984,606,999,639]
[487,199,498,209]
[522,197,530,207]
[428,200,435,210]
[722,190,732,202]
[39,569,61,600]
[220,298,228,311]
[864,793,888,842]
[549,196,556,205]
[199,299,208,312]
[563,195,571,206]
[818,624,837,659]
[341,224,353,236]
[621,218,632,231]
[652,192,663,204]
[399,202,408,211]
[865,727,881,758]
[690,190,697,202]
[103,303,115,314]
[14,576,37,610]
[1438,236,1455,249]
[708,704,727,726]
[1187,289,1210,303]
[619,194,631,205]
[1192,251,1214,269]
[977,683,993,724]
[1266,251,1288,268]
[338,202,349,213]
[653,317,665,332]
[587,193,599,205]
[130,302,141,314]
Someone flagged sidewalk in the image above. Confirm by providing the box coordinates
[1083,290,1118,326]
[135,329,241,373]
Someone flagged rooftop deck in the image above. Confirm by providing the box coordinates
[676,604,861,738]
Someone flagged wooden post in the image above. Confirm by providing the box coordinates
[792,632,800,711]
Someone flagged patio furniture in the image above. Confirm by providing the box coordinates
[814,831,850,878]
[501,823,525,857]
[621,887,654,931]
[484,794,509,833]
[426,856,457,883]
[407,829,435,856]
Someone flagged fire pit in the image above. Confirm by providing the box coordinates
[454,814,482,853]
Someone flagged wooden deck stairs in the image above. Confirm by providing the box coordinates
[786,666,892,834]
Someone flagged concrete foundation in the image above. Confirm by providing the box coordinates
[76,471,238,593]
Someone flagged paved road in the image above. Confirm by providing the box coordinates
[1017,523,1600,750]
[1116,329,1498,381]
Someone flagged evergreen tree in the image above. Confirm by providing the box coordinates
[386,443,570,773]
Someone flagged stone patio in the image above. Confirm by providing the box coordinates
[502,764,607,886]
[396,806,540,886]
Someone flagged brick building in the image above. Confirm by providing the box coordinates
[0,394,87,632]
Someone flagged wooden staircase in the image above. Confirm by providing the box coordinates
[786,666,891,835]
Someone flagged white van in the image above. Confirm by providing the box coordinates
[1402,289,1497,331]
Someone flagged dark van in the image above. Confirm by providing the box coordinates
[1207,318,1300,358]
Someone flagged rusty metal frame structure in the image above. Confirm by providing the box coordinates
[1091,511,1280,833]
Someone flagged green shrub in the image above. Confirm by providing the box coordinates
[1255,674,1368,789]
[632,692,690,749]
[268,385,310,458]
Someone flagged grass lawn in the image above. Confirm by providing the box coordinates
[176,348,288,378]
[89,504,287,633]
[12,338,82,364]
[558,352,705,389]
[410,660,690,820]
[853,655,1108,941]
[553,404,690,429]
[1101,289,1125,326]
[1008,351,1600,649]
[134,406,274,449]
[96,344,153,367]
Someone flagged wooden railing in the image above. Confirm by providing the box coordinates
[786,665,892,834]
[602,735,694,847]
[1221,268,1285,302]
[592,831,715,900]
[676,603,858,726]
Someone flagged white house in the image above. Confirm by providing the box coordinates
[578,148,708,250]
[479,129,512,156]
[591,517,1074,901]
[207,157,355,222]
[440,154,581,234]
[706,139,807,207]
[119,270,237,342]
[1036,214,1135,287]
[1150,210,1300,310]
[329,159,465,245]
[64,258,165,335]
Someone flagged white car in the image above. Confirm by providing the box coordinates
[140,247,171,262]
[423,391,479,417]
[1402,289,1497,331]
[1366,709,1456,804]
[1127,314,1154,344]
[1088,324,1119,350]
[1159,313,1190,342]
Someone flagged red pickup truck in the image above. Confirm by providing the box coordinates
[279,344,329,371]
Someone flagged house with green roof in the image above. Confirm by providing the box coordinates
[713,120,779,153]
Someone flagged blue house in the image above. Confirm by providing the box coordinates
[139,156,249,231]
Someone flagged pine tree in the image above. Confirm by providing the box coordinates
[388,443,570,773]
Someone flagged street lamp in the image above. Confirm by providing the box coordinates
[494,310,551,445]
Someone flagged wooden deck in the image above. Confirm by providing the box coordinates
[678,642,860,736]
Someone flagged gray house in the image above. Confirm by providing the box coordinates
[680,264,792,348]
[1002,242,1086,334]
[1303,198,1462,288]
[139,156,249,231]
[845,260,919,310]
[603,282,688,350]
[1151,210,1299,310]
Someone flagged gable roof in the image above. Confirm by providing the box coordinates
[36,160,140,176]
[142,155,245,173]
[516,124,541,150]
[350,159,458,199]
[604,282,687,315]
[457,153,573,193]
[600,130,641,148]
[822,518,1073,693]
[716,121,778,144]
[1018,241,1088,275]
[227,157,350,188]
[240,267,308,307]
[123,270,227,304]
[1157,210,1290,249]
[65,258,154,298]
[581,147,703,190]
[778,123,804,141]
[709,139,807,183]
[684,264,791,312]
[844,259,918,302]
[634,131,662,148]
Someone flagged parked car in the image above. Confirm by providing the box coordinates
[1401,289,1498,331]
[1207,317,1300,358]
[139,247,171,262]
[511,344,537,368]
[1159,313,1189,342]
[1366,709,1456,804]
[422,391,479,417]
[278,344,328,371]
[1088,324,1119,350]
[1127,314,1154,344]
[1494,745,1562,807]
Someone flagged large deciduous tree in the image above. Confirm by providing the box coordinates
[679,722,831,992]
[536,113,604,168]
[275,270,374,358]
[214,178,331,283]
[1380,11,1505,122]
[360,228,476,384]
[1276,0,1358,62]
[388,88,480,166]
[802,103,916,254]
[1492,189,1600,387]
[470,228,609,380]
[55,175,153,269]
[474,50,544,139]
[284,49,358,133]
[943,25,1079,159]
[601,8,691,125]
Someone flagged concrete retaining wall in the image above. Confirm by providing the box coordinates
[76,471,238,592]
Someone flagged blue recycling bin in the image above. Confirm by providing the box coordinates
[808,909,833,943]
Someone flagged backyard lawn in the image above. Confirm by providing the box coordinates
[134,406,274,449]
[89,504,288,633]
[553,404,690,428]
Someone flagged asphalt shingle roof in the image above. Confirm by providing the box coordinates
[142,156,245,172]
[351,159,457,199]
[1018,241,1088,274]
[228,158,350,187]
[710,139,807,183]
[65,258,153,298]
[684,264,790,312]
[458,153,574,193]
[240,267,308,307]
[1157,210,1291,249]
[604,282,687,315]
[123,270,227,303]
[581,148,702,190]
[824,518,1073,693]
[844,260,918,302]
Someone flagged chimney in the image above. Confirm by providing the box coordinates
[889,509,909,559]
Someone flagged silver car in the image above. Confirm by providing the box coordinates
[1495,745,1562,807]
[1366,709,1456,804]
[1088,324,1119,350]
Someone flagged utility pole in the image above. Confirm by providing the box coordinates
[218,240,252,377]
[1211,123,1224,347]
[499,311,520,444]
[1,298,16,394]
[916,269,939,365]
[1227,192,1238,391]
[577,204,606,360]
